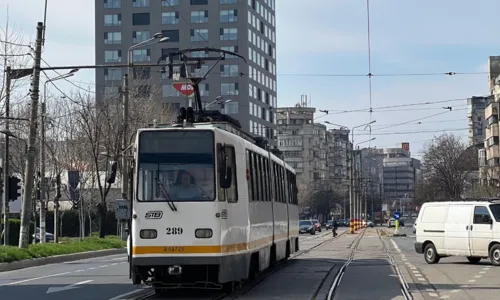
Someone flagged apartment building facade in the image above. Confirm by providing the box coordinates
[96,0,277,140]
[276,101,351,194]
[481,74,500,184]
[382,148,420,209]
[468,96,491,146]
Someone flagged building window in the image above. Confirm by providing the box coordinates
[199,83,209,96]
[104,14,121,26]
[104,68,122,81]
[191,29,208,42]
[132,49,150,62]
[191,51,208,58]
[162,85,180,97]
[162,30,179,42]
[220,10,238,22]
[133,67,151,80]
[104,32,121,44]
[190,0,208,5]
[104,50,121,63]
[132,30,150,43]
[162,12,179,24]
[134,85,151,98]
[132,0,149,7]
[104,0,120,8]
[132,13,150,26]
[161,0,179,6]
[221,83,239,95]
[191,10,208,23]
[220,64,239,77]
[220,46,239,58]
[225,102,238,114]
[104,86,119,98]
[220,28,237,40]
[221,0,237,3]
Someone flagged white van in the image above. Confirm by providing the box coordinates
[415,200,500,265]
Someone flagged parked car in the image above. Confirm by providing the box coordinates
[33,227,54,243]
[312,219,322,232]
[326,220,334,230]
[299,220,316,235]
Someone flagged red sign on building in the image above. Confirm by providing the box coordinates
[172,82,194,97]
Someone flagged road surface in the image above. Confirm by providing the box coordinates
[0,229,339,300]
[387,225,500,300]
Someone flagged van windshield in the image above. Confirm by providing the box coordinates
[489,204,500,221]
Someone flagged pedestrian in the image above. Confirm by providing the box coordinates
[332,219,338,237]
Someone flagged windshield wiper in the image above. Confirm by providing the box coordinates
[155,178,177,211]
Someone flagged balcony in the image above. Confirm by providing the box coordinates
[487,145,500,159]
[486,123,499,139]
[485,102,499,119]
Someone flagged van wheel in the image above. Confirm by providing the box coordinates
[424,243,440,264]
[467,256,481,264]
[489,244,500,266]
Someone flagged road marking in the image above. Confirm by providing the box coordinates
[108,288,153,300]
[390,239,402,253]
[479,271,486,274]
[440,295,450,299]
[428,292,439,297]
[468,279,476,283]
[1,271,71,286]
[75,269,84,272]
[451,289,461,293]
[474,275,481,278]
[418,277,426,281]
[46,280,93,294]
[100,265,108,268]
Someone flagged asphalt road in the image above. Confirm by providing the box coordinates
[388,226,500,300]
[0,229,339,300]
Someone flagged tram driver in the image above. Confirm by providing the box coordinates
[171,170,202,200]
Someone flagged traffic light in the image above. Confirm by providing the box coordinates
[72,200,79,210]
[8,176,21,201]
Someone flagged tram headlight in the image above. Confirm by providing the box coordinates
[195,228,213,238]
[140,229,157,239]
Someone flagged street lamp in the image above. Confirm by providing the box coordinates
[356,137,376,148]
[121,33,169,207]
[205,97,232,110]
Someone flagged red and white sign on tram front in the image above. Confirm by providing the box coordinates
[172,82,194,97]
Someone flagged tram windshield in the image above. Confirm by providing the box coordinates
[136,130,215,202]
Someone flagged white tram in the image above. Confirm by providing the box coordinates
[129,119,299,292]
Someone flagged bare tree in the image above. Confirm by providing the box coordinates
[0,12,32,114]
[421,133,476,200]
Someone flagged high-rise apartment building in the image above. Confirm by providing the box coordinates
[95,0,277,139]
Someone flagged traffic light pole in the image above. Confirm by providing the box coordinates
[3,67,11,246]
[39,102,47,243]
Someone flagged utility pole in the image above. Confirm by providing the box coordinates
[2,67,11,245]
[349,144,354,234]
[54,173,61,243]
[39,102,46,243]
[19,22,43,248]
[120,73,129,242]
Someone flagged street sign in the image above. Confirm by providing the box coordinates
[172,82,194,97]
[114,199,130,220]
[393,212,400,220]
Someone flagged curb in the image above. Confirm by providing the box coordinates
[0,247,127,272]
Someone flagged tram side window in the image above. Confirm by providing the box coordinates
[253,152,261,201]
[272,163,279,203]
[225,146,238,203]
[291,173,298,205]
[262,157,269,201]
[246,150,254,201]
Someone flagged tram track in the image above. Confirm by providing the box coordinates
[220,230,349,300]
[125,230,343,300]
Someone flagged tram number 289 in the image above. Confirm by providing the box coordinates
[166,227,183,235]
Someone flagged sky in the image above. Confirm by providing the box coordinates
[0,0,499,158]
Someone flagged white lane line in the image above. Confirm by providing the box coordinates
[451,289,461,293]
[108,289,154,300]
[88,267,96,270]
[100,265,108,268]
[428,292,439,297]
[74,280,93,286]
[479,271,486,274]
[440,295,450,299]
[75,269,84,272]
[468,279,476,283]
[418,277,426,281]
[391,239,402,253]
[1,271,71,286]
[474,275,481,278]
